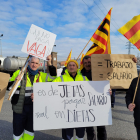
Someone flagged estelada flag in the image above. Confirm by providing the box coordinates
[80,53,85,70]
[64,50,72,67]
[118,15,140,50]
[88,8,112,55]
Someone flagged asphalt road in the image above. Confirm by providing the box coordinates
[0,91,137,140]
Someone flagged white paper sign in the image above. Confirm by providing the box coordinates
[21,24,57,60]
[57,68,63,76]
[33,81,112,131]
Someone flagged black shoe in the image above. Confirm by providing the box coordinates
[111,105,114,108]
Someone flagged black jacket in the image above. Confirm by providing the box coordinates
[125,77,140,128]
[61,67,67,75]
[81,68,92,81]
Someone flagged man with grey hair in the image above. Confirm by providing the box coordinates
[8,55,56,140]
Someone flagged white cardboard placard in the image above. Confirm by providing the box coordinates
[21,24,57,60]
[33,81,112,130]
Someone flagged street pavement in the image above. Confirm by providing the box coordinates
[0,91,137,140]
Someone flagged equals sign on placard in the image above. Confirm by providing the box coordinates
[99,74,103,78]
[98,62,102,66]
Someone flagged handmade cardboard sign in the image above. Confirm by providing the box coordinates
[33,81,112,130]
[21,24,57,60]
[91,54,137,89]
[0,72,10,112]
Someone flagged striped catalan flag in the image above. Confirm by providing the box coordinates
[89,8,112,55]
[86,43,103,56]
[118,15,140,50]
[80,53,85,70]
[64,50,72,67]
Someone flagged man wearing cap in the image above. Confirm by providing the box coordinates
[8,55,56,140]
[53,59,89,140]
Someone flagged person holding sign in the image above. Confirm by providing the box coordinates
[8,55,56,140]
[80,55,107,140]
[125,76,140,140]
[81,55,137,140]
[53,59,89,140]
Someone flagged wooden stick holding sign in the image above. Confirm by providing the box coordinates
[76,38,91,61]
[8,55,32,100]
[132,73,140,104]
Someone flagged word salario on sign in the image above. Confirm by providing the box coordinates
[91,54,138,89]
[104,59,133,80]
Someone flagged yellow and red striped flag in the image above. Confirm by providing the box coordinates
[118,15,140,50]
[88,8,112,55]
[64,50,72,67]
[80,53,85,70]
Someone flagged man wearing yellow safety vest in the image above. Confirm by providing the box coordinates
[53,59,89,140]
[8,55,56,140]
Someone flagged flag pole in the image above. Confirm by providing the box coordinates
[76,38,91,61]
[132,73,140,104]
[64,49,72,67]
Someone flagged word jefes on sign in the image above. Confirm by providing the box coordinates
[91,54,138,89]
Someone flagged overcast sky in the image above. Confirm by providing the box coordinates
[0,0,140,61]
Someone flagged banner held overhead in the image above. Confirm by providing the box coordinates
[21,24,57,60]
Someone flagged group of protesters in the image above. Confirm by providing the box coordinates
[7,54,140,140]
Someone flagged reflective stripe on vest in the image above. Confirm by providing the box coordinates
[14,90,19,94]
[60,75,86,82]
[13,133,23,140]
[75,136,84,140]
[24,73,40,97]
[25,93,32,97]
[14,87,33,96]
[9,82,21,90]
[45,73,56,82]
[24,130,34,136]
[14,72,42,97]
[83,76,86,81]
[25,87,33,97]
[60,75,64,82]
[23,130,34,140]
